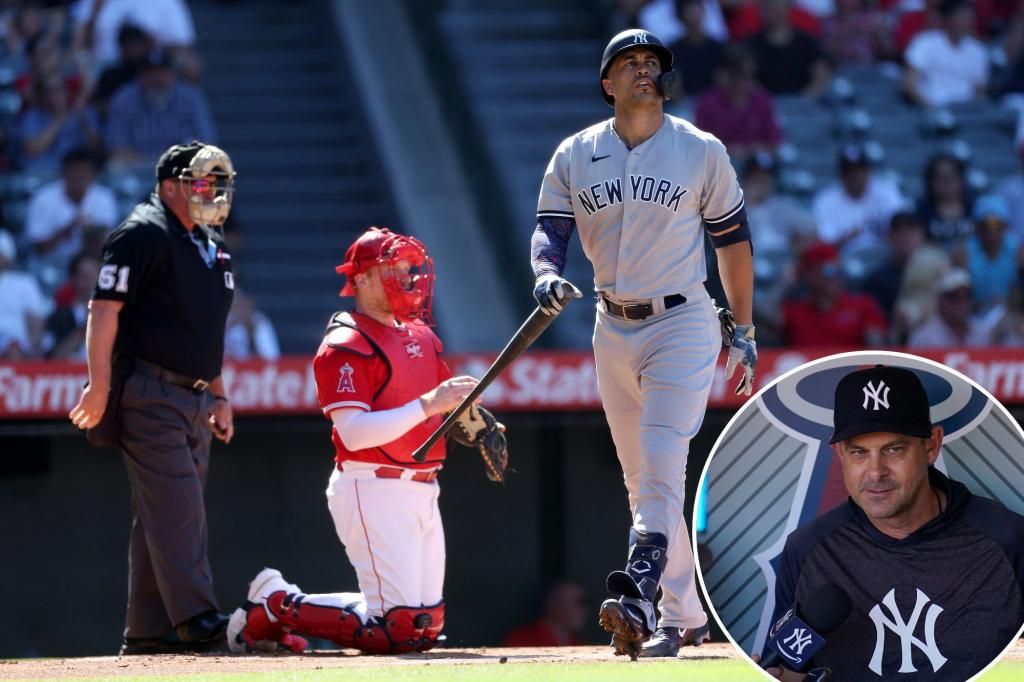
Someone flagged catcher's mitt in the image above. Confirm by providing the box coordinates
[450,405,509,483]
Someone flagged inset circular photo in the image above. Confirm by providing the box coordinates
[695,351,1024,681]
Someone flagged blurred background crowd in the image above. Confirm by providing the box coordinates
[1,0,1024,363]
[0,0,276,363]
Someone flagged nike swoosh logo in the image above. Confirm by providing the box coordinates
[592,154,610,162]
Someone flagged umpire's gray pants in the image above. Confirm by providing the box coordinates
[119,371,219,639]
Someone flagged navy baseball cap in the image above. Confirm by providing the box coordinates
[829,365,933,444]
[156,141,204,181]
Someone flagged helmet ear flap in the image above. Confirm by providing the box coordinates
[657,70,678,101]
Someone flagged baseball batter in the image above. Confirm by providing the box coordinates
[531,29,757,659]
[226,227,501,654]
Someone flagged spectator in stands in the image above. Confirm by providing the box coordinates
[907,268,995,346]
[24,148,117,291]
[224,287,281,361]
[106,48,216,168]
[91,23,153,118]
[668,0,725,99]
[695,45,782,162]
[903,0,989,108]
[1,2,63,62]
[862,212,927,320]
[44,251,99,360]
[746,0,832,98]
[991,285,1024,346]
[894,0,943,56]
[995,146,1024,241]
[890,245,953,344]
[503,580,589,647]
[73,0,201,80]
[782,242,888,346]
[955,194,1024,312]
[821,0,893,65]
[0,229,50,359]
[744,152,816,253]
[726,0,823,41]
[18,72,102,174]
[812,144,906,253]
[916,152,975,248]
[631,0,730,44]
[14,34,85,112]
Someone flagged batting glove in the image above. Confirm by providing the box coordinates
[712,299,736,347]
[724,324,757,397]
[533,274,580,316]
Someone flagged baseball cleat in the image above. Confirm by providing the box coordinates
[599,598,646,661]
[639,623,711,657]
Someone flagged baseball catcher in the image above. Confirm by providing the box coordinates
[227,227,507,654]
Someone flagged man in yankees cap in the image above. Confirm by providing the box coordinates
[762,365,1024,680]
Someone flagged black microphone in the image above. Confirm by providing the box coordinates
[761,583,853,672]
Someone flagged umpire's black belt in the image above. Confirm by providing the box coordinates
[133,359,211,393]
[600,293,687,321]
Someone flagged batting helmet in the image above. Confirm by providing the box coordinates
[599,29,676,106]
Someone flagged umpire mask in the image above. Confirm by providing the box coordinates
[178,144,235,226]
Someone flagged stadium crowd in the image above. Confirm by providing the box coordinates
[0,0,276,362]
[626,0,1024,348]
[0,0,1023,359]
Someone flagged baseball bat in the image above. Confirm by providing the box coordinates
[412,281,582,462]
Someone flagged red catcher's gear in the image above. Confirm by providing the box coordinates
[335,227,435,325]
[325,311,449,466]
[266,591,444,654]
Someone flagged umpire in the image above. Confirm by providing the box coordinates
[70,141,237,654]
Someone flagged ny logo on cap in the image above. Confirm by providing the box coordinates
[633,31,650,44]
[862,380,891,411]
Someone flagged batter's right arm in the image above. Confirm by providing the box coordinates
[69,299,123,429]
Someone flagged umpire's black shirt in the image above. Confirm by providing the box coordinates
[93,193,234,380]
[770,468,1024,681]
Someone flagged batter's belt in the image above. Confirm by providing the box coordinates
[599,293,687,321]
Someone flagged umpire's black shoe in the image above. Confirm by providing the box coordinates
[119,636,174,656]
[175,609,230,645]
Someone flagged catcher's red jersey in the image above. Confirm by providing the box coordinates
[313,311,451,468]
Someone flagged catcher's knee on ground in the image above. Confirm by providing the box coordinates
[276,595,444,654]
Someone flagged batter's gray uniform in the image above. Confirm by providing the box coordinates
[533,114,746,630]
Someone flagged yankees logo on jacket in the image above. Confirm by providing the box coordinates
[770,468,1024,680]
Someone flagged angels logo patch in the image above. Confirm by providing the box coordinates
[405,340,423,359]
[337,362,356,393]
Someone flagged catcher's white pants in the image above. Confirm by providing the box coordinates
[592,288,719,629]
[326,463,445,618]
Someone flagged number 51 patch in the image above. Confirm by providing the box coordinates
[97,264,129,293]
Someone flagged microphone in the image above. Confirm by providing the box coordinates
[761,583,852,672]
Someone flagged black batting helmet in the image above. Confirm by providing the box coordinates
[599,29,675,106]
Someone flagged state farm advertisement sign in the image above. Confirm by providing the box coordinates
[2,349,1024,420]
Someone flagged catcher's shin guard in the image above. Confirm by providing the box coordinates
[269,592,368,649]
[375,602,445,653]
[606,528,669,604]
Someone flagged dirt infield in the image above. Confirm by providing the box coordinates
[0,643,739,679]
[3,640,1022,679]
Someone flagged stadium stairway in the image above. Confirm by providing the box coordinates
[190,0,398,354]
[433,0,610,348]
